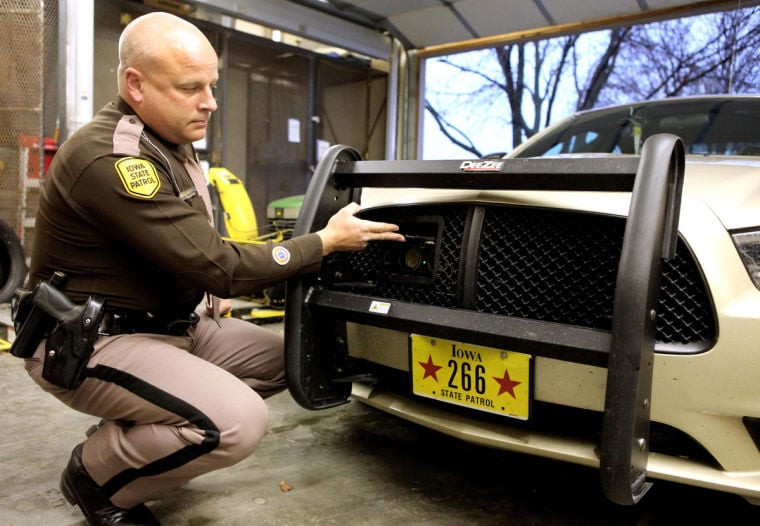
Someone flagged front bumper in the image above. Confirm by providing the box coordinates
[285,137,725,505]
[350,380,760,505]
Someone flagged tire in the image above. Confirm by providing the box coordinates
[0,219,27,303]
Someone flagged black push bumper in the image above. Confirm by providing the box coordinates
[285,135,685,505]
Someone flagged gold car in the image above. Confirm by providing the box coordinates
[285,95,760,506]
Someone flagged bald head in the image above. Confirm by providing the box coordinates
[117,12,214,94]
[116,11,219,144]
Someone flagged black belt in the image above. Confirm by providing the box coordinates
[98,310,200,337]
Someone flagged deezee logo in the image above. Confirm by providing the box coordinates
[459,160,503,172]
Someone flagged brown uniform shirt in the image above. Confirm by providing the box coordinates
[30,97,322,317]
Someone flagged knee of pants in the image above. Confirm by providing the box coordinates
[215,393,270,466]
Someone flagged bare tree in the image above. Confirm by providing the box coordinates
[499,36,578,145]
[425,29,631,155]
[423,7,760,158]
[575,28,631,110]
[424,100,482,157]
[425,37,575,155]
[602,7,760,103]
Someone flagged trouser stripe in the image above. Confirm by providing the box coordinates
[86,364,221,497]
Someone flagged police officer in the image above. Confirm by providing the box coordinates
[23,11,404,526]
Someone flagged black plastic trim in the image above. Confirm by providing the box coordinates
[304,288,612,366]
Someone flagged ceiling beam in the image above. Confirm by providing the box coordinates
[190,0,392,58]
[417,0,760,58]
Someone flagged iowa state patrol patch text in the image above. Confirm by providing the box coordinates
[115,157,161,198]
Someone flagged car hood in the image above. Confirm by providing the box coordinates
[361,154,760,231]
[682,155,760,230]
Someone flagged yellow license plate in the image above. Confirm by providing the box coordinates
[410,334,531,420]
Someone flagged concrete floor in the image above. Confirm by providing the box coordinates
[2,317,760,525]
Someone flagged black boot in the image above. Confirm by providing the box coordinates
[60,443,160,525]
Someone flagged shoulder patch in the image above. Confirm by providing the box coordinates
[272,246,291,266]
[114,157,161,198]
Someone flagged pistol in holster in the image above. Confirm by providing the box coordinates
[10,271,107,389]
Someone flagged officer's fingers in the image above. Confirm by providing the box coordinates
[373,231,405,242]
[340,202,361,217]
[327,203,361,229]
[359,220,405,243]
[361,219,400,234]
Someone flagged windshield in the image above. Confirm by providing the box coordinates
[514,99,760,158]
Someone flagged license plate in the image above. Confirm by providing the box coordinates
[410,334,531,420]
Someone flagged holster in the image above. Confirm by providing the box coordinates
[10,272,67,359]
[10,272,107,389]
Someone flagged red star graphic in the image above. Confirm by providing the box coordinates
[493,368,521,399]
[418,354,443,382]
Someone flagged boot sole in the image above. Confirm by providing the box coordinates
[60,469,78,507]
[60,473,101,526]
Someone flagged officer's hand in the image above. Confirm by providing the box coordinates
[205,296,232,317]
[316,202,405,255]
[217,298,232,316]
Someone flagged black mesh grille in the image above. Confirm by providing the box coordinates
[476,207,622,328]
[323,204,715,347]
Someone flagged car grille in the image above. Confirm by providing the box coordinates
[323,204,715,348]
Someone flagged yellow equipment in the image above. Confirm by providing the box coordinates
[207,167,285,322]
[208,167,284,243]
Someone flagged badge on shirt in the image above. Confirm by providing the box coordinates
[272,246,291,266]
[114,157,160,198]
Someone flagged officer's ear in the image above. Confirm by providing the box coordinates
[123,67,145,103]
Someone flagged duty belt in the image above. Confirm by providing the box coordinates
[98,310,200,337]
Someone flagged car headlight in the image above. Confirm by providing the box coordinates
[732,230,760,290]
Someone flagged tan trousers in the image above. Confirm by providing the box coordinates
[25,314,285,508]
